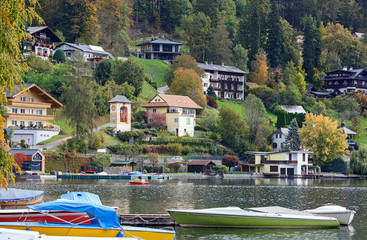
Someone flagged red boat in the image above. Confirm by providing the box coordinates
[129,181,148,185]
[0,208,91,223]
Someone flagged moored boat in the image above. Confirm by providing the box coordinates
[0,188,44,207]
[0,200,175,240]
[304,205,356,225]
[167,206,340,228]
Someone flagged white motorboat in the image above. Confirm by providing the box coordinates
[304,205,356,225]
[168,206,340,228]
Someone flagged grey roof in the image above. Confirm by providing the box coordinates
[321,69,366,81]
[10,149,43,156]
[6,84,34,98]
[273,128,289,136]
[137,38,183,46]
[108,95,133,103]
[57,43,112,56]
[198,63,247,74]
[280,105,306,114]
[27,26,48,35]
[338,127,357,135]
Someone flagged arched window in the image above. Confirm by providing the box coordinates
[120,106,128,123]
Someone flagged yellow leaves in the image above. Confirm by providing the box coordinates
[300,113,348,166]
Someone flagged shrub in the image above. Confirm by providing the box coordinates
[170,164,181,173]
[206,96,218,108]
[167,143,181,155]
[53,49,66,63]
[350,146,367,175]
[222,154,240,168]
[322,157,348,174]
[117,130,145,142]
[90,154,111,167]
[182,145,192,155]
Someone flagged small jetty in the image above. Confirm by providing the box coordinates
[119,214,177,226]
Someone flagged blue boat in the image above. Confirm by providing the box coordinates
[0,188,44,206]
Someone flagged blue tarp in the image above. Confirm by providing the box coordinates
[58,192,102,205]
[28,200,120,230]
[0,188,44,203]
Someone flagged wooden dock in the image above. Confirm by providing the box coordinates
[119,214,177,226]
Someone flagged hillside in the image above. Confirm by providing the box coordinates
[131,57,169,87]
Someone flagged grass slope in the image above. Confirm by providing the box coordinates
[132,56,169,87]
[216,99,277,127]
[138,81,158,103]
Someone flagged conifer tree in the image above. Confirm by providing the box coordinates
[266,0,284,68]
[206,85,217,99]
[249,3,261,64]
[284,118,301,151]
[302,15,316,83]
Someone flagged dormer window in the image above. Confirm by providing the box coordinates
[20,97,25,102]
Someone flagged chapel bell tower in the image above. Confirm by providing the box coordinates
[108,95,133,132]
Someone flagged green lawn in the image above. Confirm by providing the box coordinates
[358,117,367,145]
[38,117,74,144]
[132,56,169,87]
[216,99,246,118]
[138,81,158,103]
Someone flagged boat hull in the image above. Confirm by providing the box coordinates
[0,209,91,223]
[129,182,148,185]
[305,205,356,225]
[0,223,175,240]
[0,196,43,207]
[168,209,339,229]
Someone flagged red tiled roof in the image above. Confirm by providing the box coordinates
[142,94,202,109]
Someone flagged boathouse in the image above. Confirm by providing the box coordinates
[188,160,216,174]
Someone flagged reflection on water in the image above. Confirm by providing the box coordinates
[12,178,367,240]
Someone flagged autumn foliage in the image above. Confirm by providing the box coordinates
[169,68,206,108]
[222,154,240,168]
[145,112,167,130]
[299,113,348,166]
[250,48,269,86]
[206,96,218,108]
[13,152,27,168]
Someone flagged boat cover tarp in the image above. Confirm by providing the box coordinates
[0,188,44,203]
[27,200,120,230]
[248,206,314,216]
[58,192,102,205]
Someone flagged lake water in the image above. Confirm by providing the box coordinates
[13,177,367,240]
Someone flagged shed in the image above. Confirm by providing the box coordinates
[10,149,45,173]
[110,161,136,173]
[188,160,216,173]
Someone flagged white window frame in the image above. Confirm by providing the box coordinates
[12,108,18,113]
[11,120,17,126]
[36,121,42,126]
[28,121,33,126]
[174,118,178,123]
[20,97,26,102]
[29,97,34,102]
[29,109,34,114]
[20,120,25,126]
[20,108,26,114]
[36,109,43,115]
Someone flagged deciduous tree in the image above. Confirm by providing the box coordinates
[169,68,206,108]
[250,49,269,86]
[218,108,248,146]
[299,113,348,166]
[165,55,204,86]
[0,0,41,188]
[222,154,239,168]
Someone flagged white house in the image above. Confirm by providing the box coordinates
[198,62,247,100]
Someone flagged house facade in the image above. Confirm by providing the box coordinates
[272,128,289,152]
[56,43,113,68]
[136,38,182,61]
[142,94,202,137]
[11,149,45,173]
[245,151,313,177]
[5,84,63,145]
[109,95,133,133]
[320,68,367,94]
[198,62,246,99]
[188,160,216,173]
[24,26,62,60]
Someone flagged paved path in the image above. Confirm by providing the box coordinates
[33,123,110,150]
[157,85,169,94]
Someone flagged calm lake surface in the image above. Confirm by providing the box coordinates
[14,177,367,240]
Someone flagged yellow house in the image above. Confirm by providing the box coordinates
[244,151,313,177]
[142,94,202,137]
[5,84,63,145]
